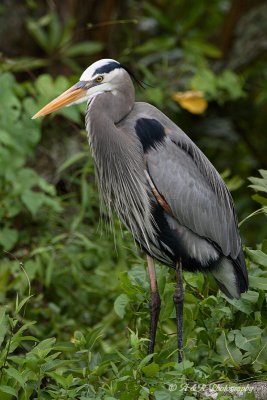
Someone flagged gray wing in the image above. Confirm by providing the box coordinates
[131,103,241,259]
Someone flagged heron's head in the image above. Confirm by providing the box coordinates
[32,59,133,119]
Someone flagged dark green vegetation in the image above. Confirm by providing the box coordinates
[0,1,267,399]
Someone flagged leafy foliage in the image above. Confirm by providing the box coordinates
[1,71,267,396]
[0,1,267,399]
[26,12,103,73]
[0,72,61,252]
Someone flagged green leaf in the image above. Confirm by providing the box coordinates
[191,69,217,98]
[225,291,256,314]
[217,70,244,100]
[1,57,48,73]
[15,168,39,192]
[32,337,56,351]
[26,19,48,51]
[174,360,194,372]
[119,272,140,299]
[114,294,129,319]
[142,361,159,377]
[117,375,130,383]
[72,330,86,347]
[252,341,267,372]
[145,87,164,107]
[104,397,118,400]
[15,295,32,314]
[247,249,267,267]
[241,290,259,304]
[0,308,7,347]
[259,169,267,179]
[65,41,103,57]
[58,151,87,173]
[139,353,155,370]
[46,371,69,387]
[0,129,21,149]
[216,332,242,366]
[184,38,222,58]
[154,390,171,400]
[0,227,18,251]
[43,359,77,372]
[262,240,267,254]
[234,330,260,352]
[5,368,25,388]
[184,271,204,289]
[29,337,56,360]
[38,178,56,195]
[249,176,267,188]
[252,194,267,207]
[0,385,17,397]
[135,37,175,55]
[143,3,172,30]
[48,12,62,51]
[21,190,45,216]
[45,256,54,287]
[241,326,263,337]
[249,183,267,194]
[249,276,267,291]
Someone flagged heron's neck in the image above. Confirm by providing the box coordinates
[87,88,134,124]
[85,90,134,155]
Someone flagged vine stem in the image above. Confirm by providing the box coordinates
[238,207,267,227]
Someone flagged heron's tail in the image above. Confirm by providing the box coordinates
[212,249,248,299]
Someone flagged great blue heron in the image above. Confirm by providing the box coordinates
[32,59,248,362]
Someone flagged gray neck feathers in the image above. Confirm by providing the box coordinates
[85,80,155,249]
[85,82,135,166]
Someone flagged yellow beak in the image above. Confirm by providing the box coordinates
[32,82,87,119]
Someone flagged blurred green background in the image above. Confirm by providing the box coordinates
[0,1,267,399]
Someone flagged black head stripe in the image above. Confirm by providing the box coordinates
[121,64,146,89]
[93,61,146,89]
[93,61,121,75]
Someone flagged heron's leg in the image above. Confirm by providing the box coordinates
[173,259,184,363]
[147,255,161,357]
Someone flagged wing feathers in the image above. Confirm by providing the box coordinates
[145,124,241,259]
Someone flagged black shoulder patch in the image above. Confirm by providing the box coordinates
[135,118,165,153]
[94,62,121,75]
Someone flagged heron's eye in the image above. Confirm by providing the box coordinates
[95,75,104,83]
